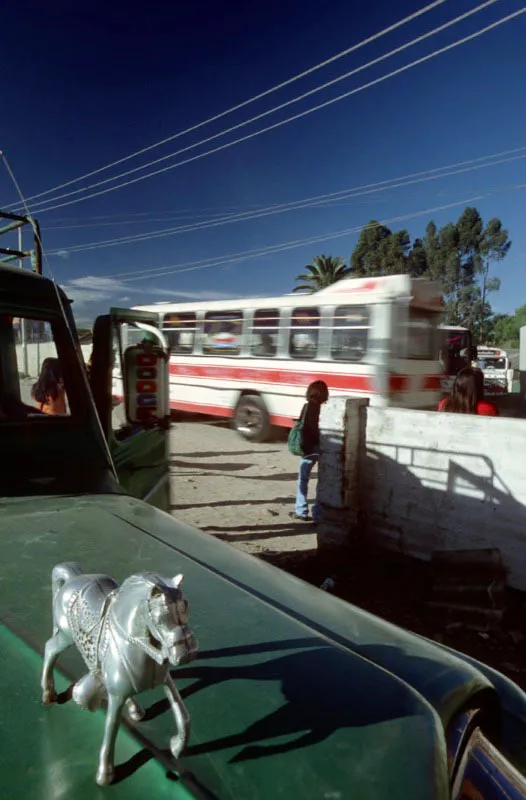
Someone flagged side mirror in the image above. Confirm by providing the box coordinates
[123,341,170,428]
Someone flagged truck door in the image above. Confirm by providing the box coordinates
[90,308,171,511]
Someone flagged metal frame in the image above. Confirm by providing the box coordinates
[0,209,42,274]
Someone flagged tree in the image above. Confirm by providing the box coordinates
[486,305,526,347]
[406,237,428,277]
[421,208,510,341]
[350,221,392,276]
[293,254,350,293]
[478,218,510,341]
[350,221,410,276]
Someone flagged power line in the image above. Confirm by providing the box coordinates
[16,0,450,206]
[26,0,500,214]
[91,180,526,285]
[43,143,526,238]
[47,147,526,255]
[42,209,245,230]
[28,6,523,216]
[42,205,264,223]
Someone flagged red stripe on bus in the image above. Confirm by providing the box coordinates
[169,362,374,393]
[389,375,407,392]
[424,375,443,390]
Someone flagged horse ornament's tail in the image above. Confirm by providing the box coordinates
[51,562,83,600]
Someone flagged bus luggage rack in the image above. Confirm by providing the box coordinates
[0,209,42,274]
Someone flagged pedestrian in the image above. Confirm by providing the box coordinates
[438,367,498,416]
[32,357,67,415]
[289,380,329,522]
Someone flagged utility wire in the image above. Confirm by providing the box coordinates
[25,0,501,214]
[26,7,523,216]
[47,148,526,255]
[91,180,526,285]
[15,0,450,206]
[42,142,526,233]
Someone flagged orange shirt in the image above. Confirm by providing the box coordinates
[39,393,67,415]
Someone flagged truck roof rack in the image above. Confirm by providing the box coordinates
[0,209,42,274]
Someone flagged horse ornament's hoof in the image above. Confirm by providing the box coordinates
[42,689,57,706]
[170,735,185,759]
[96,766,115,786]
[126,701,145,723]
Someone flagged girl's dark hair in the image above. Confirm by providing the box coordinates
[32,358,64,405]
[306,380,329,404]
[441,367,484,414]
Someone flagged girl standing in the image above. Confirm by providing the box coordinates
[290,380,329,522]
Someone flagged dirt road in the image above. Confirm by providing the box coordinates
[168,415,317,556]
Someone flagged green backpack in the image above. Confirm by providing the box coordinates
[288,404,307,456]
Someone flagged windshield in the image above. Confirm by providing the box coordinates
[438,329,471,375]
[479,357,506,371]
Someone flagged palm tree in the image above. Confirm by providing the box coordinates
[293,255,350,293]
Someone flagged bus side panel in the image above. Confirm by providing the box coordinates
[167,356,377,426]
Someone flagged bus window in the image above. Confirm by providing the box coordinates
[250,309,279,357]
[289,308,320,360]
[331,306,369,362]
[407,309,435,360]
[203,311,243,356]
[163,313,197,354]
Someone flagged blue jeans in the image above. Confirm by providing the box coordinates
[295,450,321,521]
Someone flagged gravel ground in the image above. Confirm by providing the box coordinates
[168,414,317,556]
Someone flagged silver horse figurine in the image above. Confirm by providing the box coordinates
[41,562,199,786]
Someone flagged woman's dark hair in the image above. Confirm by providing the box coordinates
[32,358,64,405]
[441,367,484,414]
[306,380,329,404]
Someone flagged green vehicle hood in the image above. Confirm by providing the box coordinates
[0,493,523,799]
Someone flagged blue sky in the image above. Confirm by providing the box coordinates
[1,0,525,324]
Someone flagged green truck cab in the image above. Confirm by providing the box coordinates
[2,254,526,798]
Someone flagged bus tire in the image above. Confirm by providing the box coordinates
[233,395,271,443]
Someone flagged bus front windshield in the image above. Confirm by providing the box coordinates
[479,357,506,371]
[439,330,471,375]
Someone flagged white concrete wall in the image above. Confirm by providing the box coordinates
[366,408,526,590]
[520,326,526,399]
[318,399,526,590]
[16,343,91,378]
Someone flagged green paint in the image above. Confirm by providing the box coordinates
[0,494,465,799]
[0,624,195,800]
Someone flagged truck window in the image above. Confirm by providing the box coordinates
[0,316,70,419]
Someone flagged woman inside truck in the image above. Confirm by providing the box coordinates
[31,357,67,415]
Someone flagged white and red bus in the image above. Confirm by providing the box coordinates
[123,274,445,441]
[476,346,512,395]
